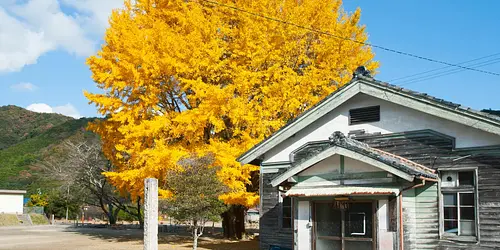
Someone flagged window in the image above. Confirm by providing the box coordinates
[348,212,366,236]
[282,196,292,228]
[349,106,380,125]
[440,170,477,237]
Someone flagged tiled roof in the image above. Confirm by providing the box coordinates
[364,76,500,123]
[328,131,438,180]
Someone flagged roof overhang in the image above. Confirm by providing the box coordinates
[286,186,400,197]
[270,145,415,187]
[237,77,500,165]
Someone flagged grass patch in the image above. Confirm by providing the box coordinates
[0,214,20,226]
[30,214,49,225]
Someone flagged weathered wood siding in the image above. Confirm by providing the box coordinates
[402,184,439,250]
[259,130,500,249]
[357,130,500,249]
[477,164,500,249]
[415,184,440,249]
[402,188,417,250]
[260,171,294,250]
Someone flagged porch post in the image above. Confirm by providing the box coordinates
[297,200,311,250]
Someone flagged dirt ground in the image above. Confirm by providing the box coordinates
[0,225,258,250]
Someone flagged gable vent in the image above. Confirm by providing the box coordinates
[349,106,380,125]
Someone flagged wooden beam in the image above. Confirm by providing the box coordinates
[270,146,414,187]
[298,171,391,182]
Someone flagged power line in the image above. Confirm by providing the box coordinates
[399,58,500,86]
[389,52,500,83]
[200,0,500,77]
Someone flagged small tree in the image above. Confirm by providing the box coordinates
[161,155,227,250]
[27,193,48,207]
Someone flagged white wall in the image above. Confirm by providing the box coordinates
[299,154,340,176]
[295,155,384,187]
[296,201,311,250]
[298,154,380,177]
[0,194,24,214]
[263,93,500,163]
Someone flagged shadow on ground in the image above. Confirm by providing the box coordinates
[64,225,259,249]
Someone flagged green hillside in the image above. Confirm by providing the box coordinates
[0,105,96,193]
[0,105,72,150]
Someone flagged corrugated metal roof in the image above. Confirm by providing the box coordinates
[286,186,400,197]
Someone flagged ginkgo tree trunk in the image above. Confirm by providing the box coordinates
[85,0,377,237]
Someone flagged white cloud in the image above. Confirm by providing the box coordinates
[27,103,53,113]
[27,103,81,118]
[0,0,124,73]
[10,82,38,92]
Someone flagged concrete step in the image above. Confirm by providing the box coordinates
[16,214,33,226]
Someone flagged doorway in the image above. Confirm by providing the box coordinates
[313,201,375,250]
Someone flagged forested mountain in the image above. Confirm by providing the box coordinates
[0,105,95,193]
[0,105,72,150]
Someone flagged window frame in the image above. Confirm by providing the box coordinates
[279,191,293,229]
[439,168,479,241]
[348,212,367,236]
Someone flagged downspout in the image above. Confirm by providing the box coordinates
[399,179,426,250]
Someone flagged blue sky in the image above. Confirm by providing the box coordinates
[1,1,499,118]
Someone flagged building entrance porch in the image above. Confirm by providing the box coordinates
[313,200,375,250]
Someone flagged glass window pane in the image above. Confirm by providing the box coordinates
[282,218,291,228]
[316,239,341,250]
[444,220,458,234]
[444,207,458,220]
[283,207,292,218]
[345,241,372,250]
[347,212,366,236]
[346,202,373,238]
[315,203,341,237]
[460,193,475,206]
[460,221,475,236]
[444,194,457,206]
[283,196,291,206]
[459,171,474,186]
[460,207,475,220]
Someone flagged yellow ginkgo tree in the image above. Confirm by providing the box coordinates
[85,0,377,223]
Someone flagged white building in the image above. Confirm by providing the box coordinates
[0,190,26,214]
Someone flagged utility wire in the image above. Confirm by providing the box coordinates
[200,0,500,77]
[389,52,500,83]
[399,58,500,86]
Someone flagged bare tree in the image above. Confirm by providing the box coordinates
[39,134,142,225]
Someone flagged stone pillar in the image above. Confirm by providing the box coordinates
[144,178,158,250]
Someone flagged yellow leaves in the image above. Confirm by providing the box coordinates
[158,189,173,199]
[27,194,49,207]
[219,191,259,207]
[86,0,377,208]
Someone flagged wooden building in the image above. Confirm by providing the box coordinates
[237,67,500,249]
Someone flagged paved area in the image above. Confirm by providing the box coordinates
[0,225,258,250]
